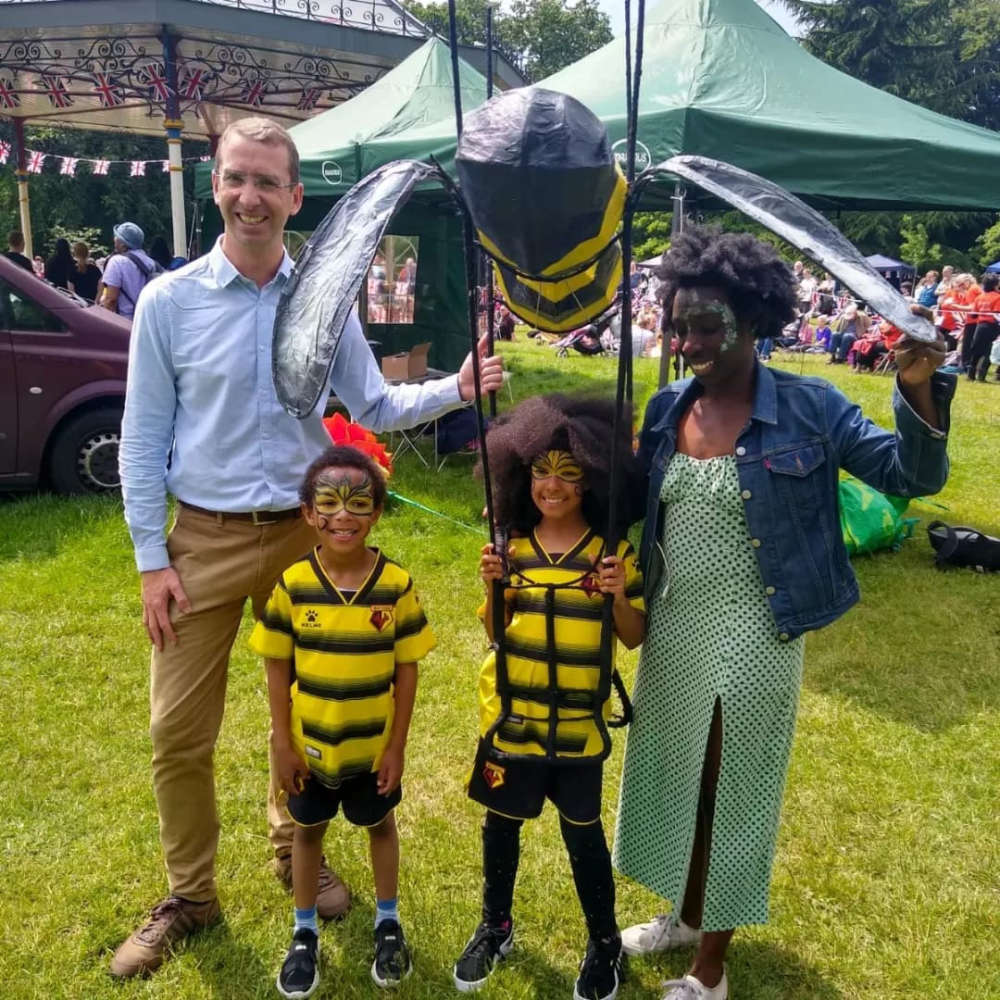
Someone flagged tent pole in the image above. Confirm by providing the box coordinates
[13,120,32,259]
[484,0,500,416]
[659,180,685,387]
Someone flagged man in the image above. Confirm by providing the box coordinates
[113,117,504,978]
[915,269,940,309]
[99,221,160,318]
[4,230,32,272]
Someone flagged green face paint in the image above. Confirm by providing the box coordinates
[674,289,740,352]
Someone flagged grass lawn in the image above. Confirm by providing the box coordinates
[1,345,997,1000]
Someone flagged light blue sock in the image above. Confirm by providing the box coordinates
[375,898,399,929]
[294,906,319,934]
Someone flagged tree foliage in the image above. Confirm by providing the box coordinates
[403,0,612,82]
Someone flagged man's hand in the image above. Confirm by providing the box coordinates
[140,566,191,651]
[377,743,404,796]
[458,332,505,402]
[274,741,309,798]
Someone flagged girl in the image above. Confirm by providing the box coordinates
[453,395,646,1000]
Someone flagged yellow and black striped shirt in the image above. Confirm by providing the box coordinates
[251,548,434,787]
[478,529,644,760]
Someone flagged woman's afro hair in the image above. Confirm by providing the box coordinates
[479,394,644,535]
[655,225,798,341]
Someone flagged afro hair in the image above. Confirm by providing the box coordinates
[655,226,798,341]
[479,394,644,536]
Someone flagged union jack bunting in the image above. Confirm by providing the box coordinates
[92,72,124,108]
[0,78,18,110]
[92,159,110,176]
[130,160,146,177]
[0,141,9,165]
[27,150,46,173]
[141,63,171,101]
[60,157,79,176]
[297,87,321,111]
[179,67,206,101]
[241,78,267,107]
[162,160,171,172]
[40,75,73,109]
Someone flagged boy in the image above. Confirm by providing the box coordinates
[251,445,434,998]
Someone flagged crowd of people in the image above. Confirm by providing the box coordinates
[4,223,181,318]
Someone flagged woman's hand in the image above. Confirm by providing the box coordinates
[895,332,947,387]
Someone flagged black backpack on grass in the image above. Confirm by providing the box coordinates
[926,521,1000,572]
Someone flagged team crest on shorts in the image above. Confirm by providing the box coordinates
[369,605,394,631]
[483,760,506,790]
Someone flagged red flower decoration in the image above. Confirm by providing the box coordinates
[322,413,393,477]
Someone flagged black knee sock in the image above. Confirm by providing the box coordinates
[560,815,617,942]
[482,811,522,927]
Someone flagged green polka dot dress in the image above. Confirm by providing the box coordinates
[613,453,804,930]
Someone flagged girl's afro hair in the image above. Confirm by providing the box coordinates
[479,394,644,535]
[655,225,798,341]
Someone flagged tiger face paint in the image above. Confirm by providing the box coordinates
[531,450,584,484]
[305,466,380,556]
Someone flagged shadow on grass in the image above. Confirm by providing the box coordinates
[641,938,843,1000]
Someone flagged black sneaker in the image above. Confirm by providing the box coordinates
[371,919,412,988]
[276,927,320,999]
[453,920,514,992]
[573,934,624,1000]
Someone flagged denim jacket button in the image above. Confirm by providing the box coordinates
[751,538,762,548]
[741,489,752,500]
[765,586,776,596]
[736,446,746,456]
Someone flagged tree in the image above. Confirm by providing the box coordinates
[403,0,612,82]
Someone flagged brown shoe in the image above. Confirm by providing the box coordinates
[274,852,351,919]
[109,896,221,978]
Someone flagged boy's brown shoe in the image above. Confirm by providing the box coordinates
[274,852,351,919]
[109,896,221,978]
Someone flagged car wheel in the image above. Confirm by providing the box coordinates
[47,406,124,494]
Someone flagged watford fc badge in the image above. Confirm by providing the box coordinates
[369,605,393,631]
[581,571,601,599]
[483,761,506,790]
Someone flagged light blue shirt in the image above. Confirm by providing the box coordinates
[120,238,464,572]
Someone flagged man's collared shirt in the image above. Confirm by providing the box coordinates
[120,237,463,572]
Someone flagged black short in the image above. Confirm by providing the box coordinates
[466,739,602,824]
[286,771,401,828]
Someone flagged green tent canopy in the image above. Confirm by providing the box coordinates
[364,0,1000,212]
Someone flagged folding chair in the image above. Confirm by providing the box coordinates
[873,349,896,375]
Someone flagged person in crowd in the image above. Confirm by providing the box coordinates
[4,230,33,272]
[796,266,817,316]
[812,314,832,352]
[936,274,969,352]
[497,304,516,341]
[827,301,870,363]
[454,394,645,1000]
[956,272,981,373]
[252,445,434,998]
[100,222,161,318]
[614,227,952,1000]
[112,115,503,980]
[70,241,102,302]
[815,279,837,317]
[851,320,902,373]
[915,270,940,309]
[967,272,1000,382]
[31,254,45,277]
[44,237,74,289]
[148,235,173,272]
[900,281,913,299]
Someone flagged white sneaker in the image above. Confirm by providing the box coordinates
[661,970,728,1000]
[620,914,702,956]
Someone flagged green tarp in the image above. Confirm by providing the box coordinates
[362,0,1000,212]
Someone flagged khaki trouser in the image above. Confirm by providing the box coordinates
[149,505,315,901]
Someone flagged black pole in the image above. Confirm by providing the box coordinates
[484,1,498,417]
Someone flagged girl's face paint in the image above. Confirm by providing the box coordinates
[530,450,585,484]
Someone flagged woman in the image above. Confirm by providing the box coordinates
[70,241,102,301]
[44,238,74,290]
[613,228,953,1000]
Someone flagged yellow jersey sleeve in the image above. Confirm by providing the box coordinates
[249,578,294,659]
[394,579,435,664]
[620,540,645,614]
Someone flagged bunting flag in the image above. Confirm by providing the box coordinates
[92,159,110,175]
[1,146,211,177]
[0,141,9,165]
[59,156,79,176]
[130,160,146,177]
[242,78,267,107]
[92,72,124,108]
[141,63,172,101]
[297,87,321,111]
[27,150,45,173]
[162,159,171,172]
[40,75,72,109]
[180,67,206,101]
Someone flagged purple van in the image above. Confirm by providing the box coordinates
[0,255,132,493]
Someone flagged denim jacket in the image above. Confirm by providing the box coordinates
[637,363,955,641]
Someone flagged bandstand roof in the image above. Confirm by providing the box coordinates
[0,0,522,140]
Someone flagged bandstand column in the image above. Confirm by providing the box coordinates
[160,29,187,258]
[13,119,32,258]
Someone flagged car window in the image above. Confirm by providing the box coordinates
[0,279,64,332]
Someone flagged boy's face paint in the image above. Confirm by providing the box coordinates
[530,450,584,484]
[314,468,377,517]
